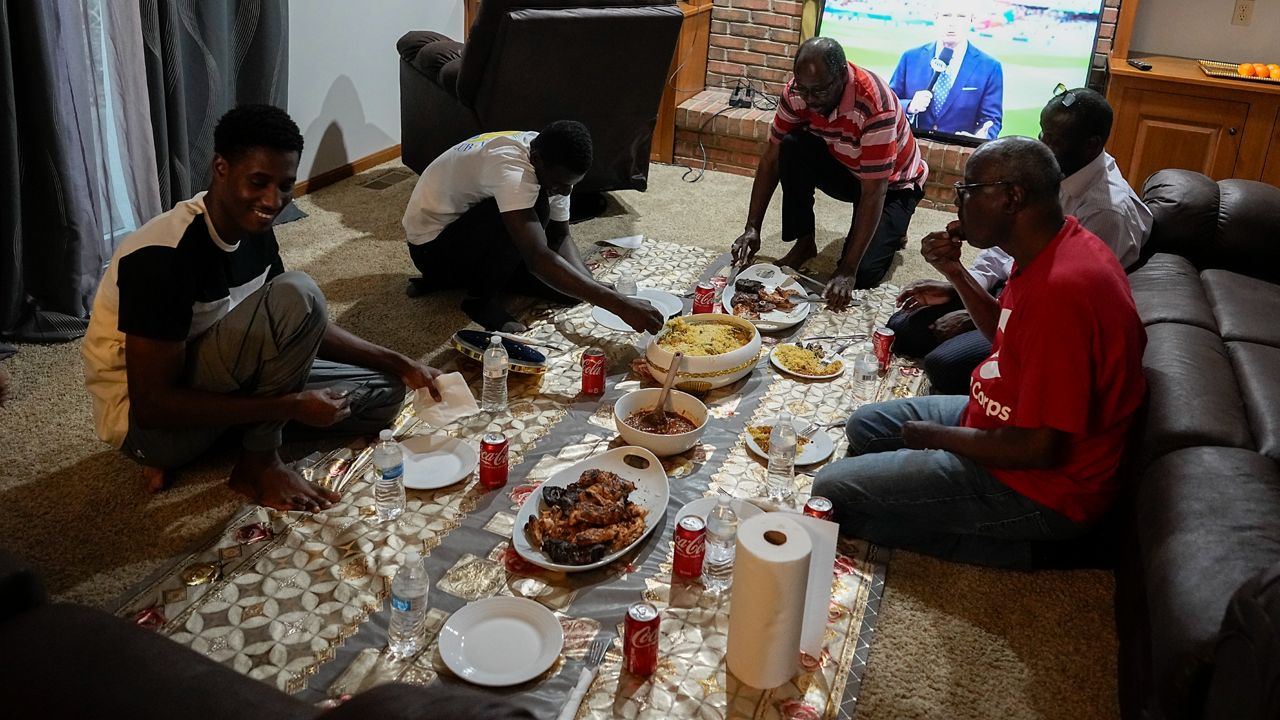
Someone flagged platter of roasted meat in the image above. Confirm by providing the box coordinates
[513,446,669,572]
[723,263,812,331]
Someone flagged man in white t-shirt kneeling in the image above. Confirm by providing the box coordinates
[402,121,663,334]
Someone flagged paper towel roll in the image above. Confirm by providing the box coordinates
[725,512,813,689]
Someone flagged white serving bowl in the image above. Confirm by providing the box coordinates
[645,314,762,390]
[613,388,709,457]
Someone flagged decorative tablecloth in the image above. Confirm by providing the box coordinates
[114,240,924,718]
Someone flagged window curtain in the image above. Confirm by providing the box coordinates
[0,0,158,347]
[140,0,289,208]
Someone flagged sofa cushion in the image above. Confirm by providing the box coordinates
[1130,254,1218,331]
[1139,446,1280,716]
[1227,341,1280,464]
[1142,323,1254,464]
[1204,270,1280,347]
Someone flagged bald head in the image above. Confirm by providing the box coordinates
[969,136,1062,206]
[795,37,847,81]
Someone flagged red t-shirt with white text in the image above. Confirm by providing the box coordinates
[961,217,1147,523]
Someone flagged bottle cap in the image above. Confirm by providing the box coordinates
[490,334,502,345]
[380,429,394,441]
[404,550,421,565]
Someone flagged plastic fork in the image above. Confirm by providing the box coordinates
[556,637,611,720]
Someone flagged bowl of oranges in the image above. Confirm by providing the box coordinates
[1237,62,1280,81]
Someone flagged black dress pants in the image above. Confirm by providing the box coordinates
[778,131,922,288]
[407,194,574,304]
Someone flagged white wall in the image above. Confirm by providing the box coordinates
[287,0,465,182]
[1131,0,1279,62]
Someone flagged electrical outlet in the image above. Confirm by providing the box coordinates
[1232,0,1253,26]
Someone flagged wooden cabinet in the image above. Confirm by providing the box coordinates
[1107,55,1280,189]
[651,2,713,163]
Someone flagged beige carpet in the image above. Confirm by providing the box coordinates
[0,161,1116,719]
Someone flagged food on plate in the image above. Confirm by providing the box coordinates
[524,469,649,565]
[734,278,765,294]
[731,285,799,319]
[748,425,812,455]
[622,409,699,435]
[656,318,752,356]
[775,343,843,377]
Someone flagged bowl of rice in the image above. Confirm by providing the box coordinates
[646,315,761,390]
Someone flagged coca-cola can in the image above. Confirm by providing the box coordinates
[872,327,895,370]
[692,281,716,314]
[623,601,660,675]
[581,347,606,396]
[478,432,509,489]
[803,496,834,521]
[672,515,707,579]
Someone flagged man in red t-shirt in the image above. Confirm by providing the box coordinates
[730,37,928,309]
[812,136,1146,567]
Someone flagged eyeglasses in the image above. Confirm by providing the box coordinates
[1052,82,1078,107]
[788,73,842,102]
[953,180,1012,205]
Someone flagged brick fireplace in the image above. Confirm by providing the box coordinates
[673,0,1124,209]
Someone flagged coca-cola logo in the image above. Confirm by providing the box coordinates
[673,534,704,555]
[582,355,606,370]
[630,624,659,648]
[480,448,508,466]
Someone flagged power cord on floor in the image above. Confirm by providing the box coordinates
[679,78,783,183]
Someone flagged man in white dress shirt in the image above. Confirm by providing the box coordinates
[890,87,1153,394]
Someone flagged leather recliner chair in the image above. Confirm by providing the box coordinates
[1114,169,1280,720]
[397,0,683,194]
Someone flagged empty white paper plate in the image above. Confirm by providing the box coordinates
[438,597,564,686]
[591,289,683,332]
[399,434,479,490]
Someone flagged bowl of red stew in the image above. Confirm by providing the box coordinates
[612,388,709,457]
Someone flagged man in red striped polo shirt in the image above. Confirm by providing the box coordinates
[731,37,929,309]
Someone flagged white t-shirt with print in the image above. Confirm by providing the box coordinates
[402,131,572,245]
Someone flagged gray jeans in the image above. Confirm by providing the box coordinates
[122,272,405,469]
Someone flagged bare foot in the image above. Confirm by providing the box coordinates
[228,449,341,512]
[142,466,171,494]
[776,235,818,271]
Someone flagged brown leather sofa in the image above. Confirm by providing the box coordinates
[0,551,535,719]
[1116,169,1280,720]
[397,0,683,194]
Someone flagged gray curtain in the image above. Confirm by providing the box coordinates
[0,0,154,344]
[140,0,289,208]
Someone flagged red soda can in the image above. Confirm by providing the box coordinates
[478,432,509,489]
[623,601,660,675]
[872,327,895,370]
[672,515,707,579]
[692,281,716,314]
[803,496,834,521]
[581,347,606,396]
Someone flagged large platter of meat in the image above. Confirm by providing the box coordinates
[513,446,669,572]
[722,263,812,331]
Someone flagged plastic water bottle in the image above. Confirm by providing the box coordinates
[852,341,879,402]
[766,412,796,503]
[481,334,509,413]
[702,496,739,595]
[372,429,405,522]
[388,550,429,657]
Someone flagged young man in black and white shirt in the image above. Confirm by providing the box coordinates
[84,105,441,511]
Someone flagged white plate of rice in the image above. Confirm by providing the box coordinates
[769,343,844,380]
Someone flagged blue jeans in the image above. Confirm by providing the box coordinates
[812,396,1084,568]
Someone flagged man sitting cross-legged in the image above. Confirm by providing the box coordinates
[889,87,1152,394]
[402,121,663,335]
[812,137,1146,568]
[83,105,442,512]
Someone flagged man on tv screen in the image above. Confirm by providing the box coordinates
[889,4,1004,139]
[730,37,928,306]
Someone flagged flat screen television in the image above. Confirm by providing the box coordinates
[817,0,1106,145]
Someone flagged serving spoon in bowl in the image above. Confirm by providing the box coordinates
[639,351,683,432]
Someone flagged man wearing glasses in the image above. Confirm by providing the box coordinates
[813,137,1146,568]
[730,37,928,308]
[891,87,1152,394]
